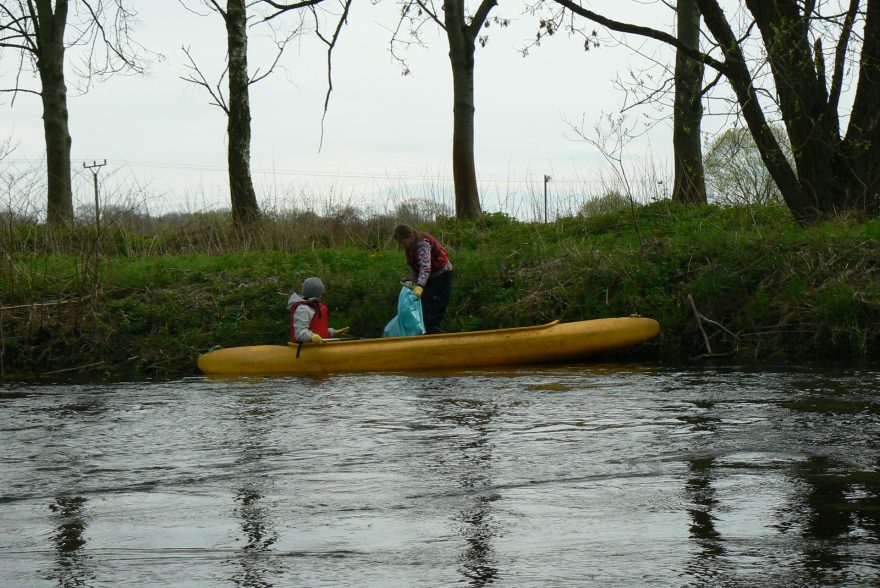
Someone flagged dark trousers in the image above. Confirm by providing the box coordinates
[423,270,453,334]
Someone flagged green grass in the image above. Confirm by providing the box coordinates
[1,201,879,379]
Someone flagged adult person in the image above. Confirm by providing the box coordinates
[287,277,349,344]
[392,224,454,334]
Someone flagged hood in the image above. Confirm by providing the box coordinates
[286,292,305,311]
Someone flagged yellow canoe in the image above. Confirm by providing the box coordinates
[197,316,660,376]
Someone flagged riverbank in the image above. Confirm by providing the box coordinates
[2,201,879,380]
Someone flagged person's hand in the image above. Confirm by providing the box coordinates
[334,327,350,337]
[310,333,324,344]
[412,285,424,298]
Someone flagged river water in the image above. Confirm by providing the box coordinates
[1,363,879,587]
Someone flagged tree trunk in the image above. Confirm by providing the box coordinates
[697,0,814,223]
[226,0,260,228]
[672,0,706,204]
[444,0,482,220]
[36,0,73,225]
[555,0,880,223]
[744,0,842,221]
[706,0,880,223]
[843,0,880,217]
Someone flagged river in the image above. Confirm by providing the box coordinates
[1,363,879,587]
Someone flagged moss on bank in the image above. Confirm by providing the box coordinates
[2,202,879,380]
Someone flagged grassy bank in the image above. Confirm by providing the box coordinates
[2,201,879,380]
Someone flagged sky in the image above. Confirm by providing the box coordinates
[2,1,688,220]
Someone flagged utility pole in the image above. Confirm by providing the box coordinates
[83,160,107,230]
[543,174,552,223]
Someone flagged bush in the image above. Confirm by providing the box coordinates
[578,190,633,217]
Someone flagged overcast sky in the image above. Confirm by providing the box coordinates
[3,1,691,219]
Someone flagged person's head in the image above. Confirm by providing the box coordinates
[302,277,325,300]
[393,224,418,249]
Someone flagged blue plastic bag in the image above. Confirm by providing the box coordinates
[383,287,426,337]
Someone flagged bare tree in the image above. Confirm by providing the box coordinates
[182,0,265,228]
[181,0,352,230]
[393,1,511,220]
[529,1,706,204]
[0,0,145,225]
[542,0,880,225]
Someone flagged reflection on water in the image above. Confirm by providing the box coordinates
[0,364,879,586]
[230,393,281,588]
[433,398,500,586]
[686,458,723,555]
[797,456,854,582]
[49,496,91,587]
[235,484,278,552]
[232,484,277,588]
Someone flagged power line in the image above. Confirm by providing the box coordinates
[6,157,668,186]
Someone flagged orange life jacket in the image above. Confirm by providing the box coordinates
[289,300,330,341]
[405,231,450,277]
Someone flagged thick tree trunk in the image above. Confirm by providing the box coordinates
[744,0,842,220]
[672,0,706,204]
[844,0,880,216]
[707,0,880,222]
[444,0,482,220]
[36,0,73,225]
[697,0,815,224]
[449,61,481,220]
[226,0,260,228]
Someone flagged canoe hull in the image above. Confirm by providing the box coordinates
[197,317,660,376]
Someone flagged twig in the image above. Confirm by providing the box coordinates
[0,295,91,311]
[688,293,713,355]
[314,0,353,152]
[687,293,740,358]
[41,361,106,376]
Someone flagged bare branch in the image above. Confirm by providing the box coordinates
[390,4,436,74]
[414,0,444,30]
[551,0,727,73]
[25,0,41,53]
[206,0,227,18]
[180,44,229,113]
[313,0,353,151]
[175,0,216,18]
[249,24,299,84]
[79,0,147,75]
[262,0,326,22]
[0,5,38,53]
[468,0,498,40]
[828,0,860,114]
[0,41,32,51]
[701,69,724,98]
[0,87,41,96]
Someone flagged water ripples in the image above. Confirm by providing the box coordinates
[1,363,879,586]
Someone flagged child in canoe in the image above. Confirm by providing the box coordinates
[287,277,349,344]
